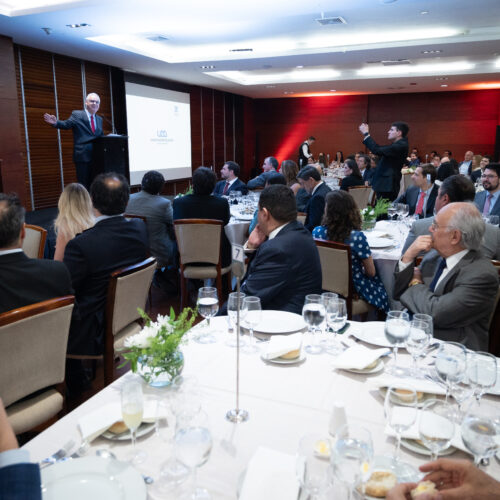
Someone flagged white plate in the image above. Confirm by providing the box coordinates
[401,438,457,457]
[243,310,307,335]
[41,457,146,500]
[102,422,155,441]
[341,358,385,375]
[351,322,394,348]
[261,351,306,365]
[363,230,393,239]
[366,237,394,249]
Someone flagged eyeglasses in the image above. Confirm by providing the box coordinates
[481,174,498,179]
[430,221,455,231]
[87,100,100,104]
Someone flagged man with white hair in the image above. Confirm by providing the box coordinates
[43,93,103,188]
[394,202,498,350]
[458,150,474,176]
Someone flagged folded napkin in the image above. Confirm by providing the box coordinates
[262,333,302,360]
[239,447,300,500]
[332,344,390,370]
[78,399,162,442]
[368,375,446,396]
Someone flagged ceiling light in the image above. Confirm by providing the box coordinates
[266,85,276,88]
[315,16,347,26]
[200,65,215,69]
[67,23,90,28]
[358,61,474,76]
[435,77,449,80]
[495,58,500,68]
[421,50,442,54]
[440,84,448,87]
[330,89,336,92]
[296,65,304,69]
[420,10,429,15]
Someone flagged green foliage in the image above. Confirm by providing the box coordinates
[361,198,391,222]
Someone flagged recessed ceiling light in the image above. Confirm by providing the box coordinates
[330,89,336,92]
[358,61,474,76]
[229,48,253,52]
[284,91,295,95]
[435,77,449,81]
[66,23,90,28]
[296,65,304,69]
[200,65,215,69]
[266,85,276,88]
[441,84,448,87]
[421,50,442,54]
[420,10,429,15]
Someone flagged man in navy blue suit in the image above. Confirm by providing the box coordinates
[297,166,331,232]
[213,161,248,196]
[474,163,500,219]
[44,92,104,188]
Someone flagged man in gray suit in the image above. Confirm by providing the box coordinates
[247,156,281,189]
[474,163,500,219]
[394,202,498,351]
[402,175,500,262]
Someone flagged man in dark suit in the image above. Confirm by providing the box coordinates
[395,164,439,218]
[63,173,148,356]
[0,193,73,314]
[242,185,322,314]
[359,121,409,200]
[357,154,374,185]
[247,157,281,189]
[474,163,500,218]
[43,93,103,188]
[394,202,498,351]
[213,161,248,196]
[471,155,492,183]
[297,166,331,232]
[173,166,231,267]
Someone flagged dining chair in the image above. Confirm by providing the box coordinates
[174,219,231,309]
[0,295,75,434]
[348,185,372,210]
[314,238,375,320]
[297,212,307,225]
[23,224,47,259]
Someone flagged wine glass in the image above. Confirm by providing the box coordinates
[405,319,432,377]
[435,342,467,402]
[384,386,417,462]
[413,313,433,339]
[467,351,497,405]
[384,311,410,376]
[325,298,347,356]
[121,380,147,464]
[175,409,213,500]
[387,203,397,221]
[242,296,261,354]
[449,368,474,422]
[302,294,326,355]
[226,292,247,348]
[418,399,455,461]
[196,287,219,344]
[296,433,331,499]
[398,203,409,219]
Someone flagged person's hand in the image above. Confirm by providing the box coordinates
[359,123,369,135]
[247,225,266,250]
[43,113,57,125]
[0,398,18,452]
[401,235,433,264]
[386,482,418,500]
[420,458,500,500]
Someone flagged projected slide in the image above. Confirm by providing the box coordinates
[125,82,192,185]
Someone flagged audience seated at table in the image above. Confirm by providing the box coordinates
[394,202,498,351]
[474,162,500,218]
[312,190,389,312]
[53,183,95,261]
[241,185,322,314]
[248,173,286,233]
[339,159,365,191]
[0,193,73,314]
[212,161,248,196]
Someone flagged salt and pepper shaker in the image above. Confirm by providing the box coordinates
[329,401,347,437]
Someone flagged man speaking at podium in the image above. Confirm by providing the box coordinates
[43,93,103,188]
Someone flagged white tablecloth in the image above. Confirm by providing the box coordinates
[23,317,500,499]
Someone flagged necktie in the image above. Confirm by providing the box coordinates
[90,115,95,133]
[429,257,447,292]
[222,181,230,195]
[483,193,493,215]
[415,191,426,216]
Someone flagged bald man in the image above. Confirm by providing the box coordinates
[44,93,104,188]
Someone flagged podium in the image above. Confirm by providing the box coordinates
[91,135,129,183]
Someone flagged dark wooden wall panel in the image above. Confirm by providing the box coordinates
[201,87,214,168]
[224,94,234,163]
[84,61,113,135]
[213,90,225,173]
[189,87,202,172]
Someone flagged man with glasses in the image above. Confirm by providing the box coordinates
[43,93,103,188]
[474,163,500,218]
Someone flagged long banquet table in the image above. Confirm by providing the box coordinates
[24,317,500,499]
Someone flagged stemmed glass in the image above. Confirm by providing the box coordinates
[196,287,219,344]
[242,296,261,354]
[405,319,432,377]
[384,311,410,376]
[413,313,433,338]
[435,342,467,402]
[226,292,247,348]
[303,294,326,355]
[387,203,397,221]
[175,409,213,500]
[384,386,418,463]
[418,399,455,461]
[467,351,497,405]
[121,380,147,464]
[325,298,347,356]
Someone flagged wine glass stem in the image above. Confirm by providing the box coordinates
[249,327,254,346]
[395,432,402,460]
[393,346,398,368]
[431,451,438,461]
[206,317,211,331]
[411,355,418,376]
[131,428,137,454]
[191,466,198,494]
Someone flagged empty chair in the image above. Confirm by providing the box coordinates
[23,224,47,258]
[348,186,372,210]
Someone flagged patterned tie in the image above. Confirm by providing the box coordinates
[90,115,95,134]
[429,257,447,292]
[415,191,426,217]
[222,181,230,195]
[483,193,493,215]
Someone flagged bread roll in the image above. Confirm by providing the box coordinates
[364,470,397,498]
[278,349,300,360]
[411,481,438,498]
[107,420,129,434]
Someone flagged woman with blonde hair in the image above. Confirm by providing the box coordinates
[53,183,94,261]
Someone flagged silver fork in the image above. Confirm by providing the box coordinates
[39,439,75,468]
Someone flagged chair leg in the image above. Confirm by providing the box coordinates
[216,273,223,305]
[180,273,188,310]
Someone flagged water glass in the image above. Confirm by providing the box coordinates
[435,342,467,402]
[387,203,397,220]
[418,399,455,461]
[196,287,219,344]
[242,296,261,354]
[121,380,147,464]
[325,298,347,356]
[405,319,432,376]
[302,294,326,355]
[413,313,433,338]
[461,407,500,466]
[467,351,497,404]
[384,311,410,376]
[226,292,247,348]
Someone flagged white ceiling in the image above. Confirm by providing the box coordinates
[1,0,499,98]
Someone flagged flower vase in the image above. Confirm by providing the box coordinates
[137,350,184,388]
[362,219,376,231]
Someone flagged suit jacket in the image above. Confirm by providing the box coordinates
[53,110,103,163]
[0,463,41,500]
[474,190,500,218]
[459,160,473,176]
[363,136,408,196]
[213,178,248,196]
[470,169,483,183]
[340,175,364,191]
[395,184,438,218]
[402,215,500,260]
[247,170,281,189]
[63,216,148,355]
[0,251,73,314]
[241,220,322,314]
[173,194,231,267]
[393,250,498,350]
[304,182,331,232]
[362,168,374,185]
[126,191,174,268]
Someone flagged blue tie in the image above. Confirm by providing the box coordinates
[429,257,447,292]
